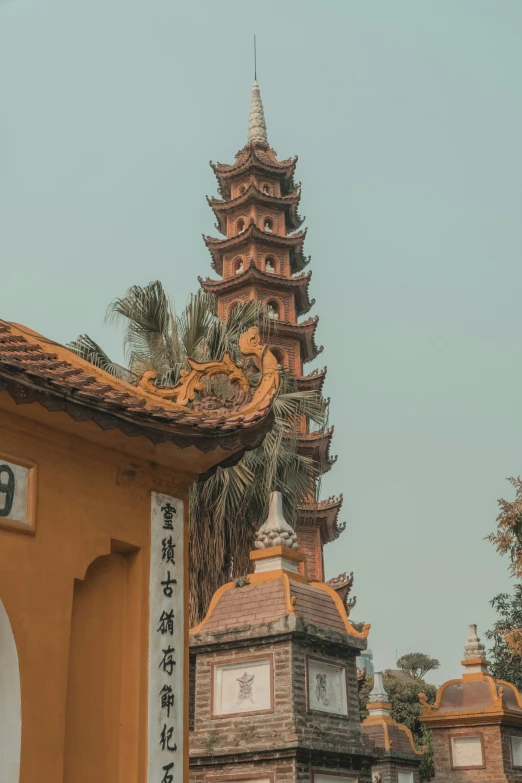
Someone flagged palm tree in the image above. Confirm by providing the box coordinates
[69,281,326,625]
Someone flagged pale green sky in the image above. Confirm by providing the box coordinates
[2,0,521,683]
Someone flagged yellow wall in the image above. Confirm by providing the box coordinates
[0,401,190,783]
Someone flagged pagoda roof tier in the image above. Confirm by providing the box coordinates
[297,494,346,543]
[296,426,337,474]
[268,316,323,364]
[199,263,315,317]
[203,221,308,276]
[210,143,298,199]
[296,367,327,393]
[207,181,304,235]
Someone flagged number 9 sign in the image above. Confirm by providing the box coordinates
[0,464,15,518]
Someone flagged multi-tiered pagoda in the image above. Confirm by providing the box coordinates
[200,80,346,587]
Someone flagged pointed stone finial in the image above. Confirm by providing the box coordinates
[248,80,268,145]
[255,492,298,550]
[369,672,389,703]
[367,672,391,716]
[462,624,490,673]
[464,624,486,660]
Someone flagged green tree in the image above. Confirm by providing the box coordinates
[359,672,437,783]
[485,477,522,669]
[485,585,522,690]
[396,652,440,680]
[69,281,327,625]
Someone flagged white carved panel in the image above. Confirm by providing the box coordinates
[0,455,35,533]
[314,773,359,783]
[307,658,348,716]
[451,736,483,767]
[512,735,522,767]
[148,493,184,783]
[398,771,414,783]
[213,657,272,716]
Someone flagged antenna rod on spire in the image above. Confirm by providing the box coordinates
[254,35,257,80]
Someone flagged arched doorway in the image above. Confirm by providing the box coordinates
[0,600,21,783]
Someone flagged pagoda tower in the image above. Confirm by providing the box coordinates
[200,80,345,584]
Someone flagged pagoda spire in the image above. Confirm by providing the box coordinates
[248,80,268,146]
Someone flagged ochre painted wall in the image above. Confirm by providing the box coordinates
[0,402,189,783]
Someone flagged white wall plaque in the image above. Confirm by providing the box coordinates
[512,735,522,767]
[451,736,483,768]
[397,771,414,783]
[314,773,359,783]
[0,453,36,534]
[212,656,273,717]
[307,657,348,716]
[148,492,184,783]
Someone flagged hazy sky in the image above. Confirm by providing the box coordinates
[2,0,522,683]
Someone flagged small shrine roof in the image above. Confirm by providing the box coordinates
[190,564,369,644]
[296,426,337,474]
[420,625,522,728]
[420,674,522,727]
[210,143,298,199]
[203,222,308,276]
[0,321,278,469]
[298,494,345,543]
[362,716,422,757]
[296,367,327,393]
[199,263,314,317]
[207,182,303,234]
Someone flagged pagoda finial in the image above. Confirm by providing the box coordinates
[248,78,268,146]
[462,623,490,673]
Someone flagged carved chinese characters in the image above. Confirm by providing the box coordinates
[149,493,184,783]
[307,657,348,716]
[0,453,36,534]
[212,656,273,717]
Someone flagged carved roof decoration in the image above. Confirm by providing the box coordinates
[298,494,345,543]
[207,180,304,235]
[199,262,314,316]
[203,221,308,276]
[269,315,323,364]
[0,321,279,460]
[327,571,356,615]
[296,366,327,393]
[296,425,337,474]
[211,144,298,200]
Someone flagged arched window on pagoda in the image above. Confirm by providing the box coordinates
[233,257,244,275]
[266,300,280,320]
[238,184,246,196]
[236,218,246,234]
[263,217,274,233]
[229,301,240,316]
[262,184,271,195]
[271,347,286,368]
[265,256,277,274]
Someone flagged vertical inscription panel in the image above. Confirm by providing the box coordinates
[149,493,184,783]
[0,452,36,535]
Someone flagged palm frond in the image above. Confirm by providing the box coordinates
[67,334,135,381]
[106,281,181,373]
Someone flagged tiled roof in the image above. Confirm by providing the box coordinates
[362,719,420,756]
[190,570,367,639]
[0,320,275,455]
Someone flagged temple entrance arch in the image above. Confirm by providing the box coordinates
[0,599,22,783]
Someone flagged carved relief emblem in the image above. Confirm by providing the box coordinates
[315,673,330,705]
[237,671,255,705]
